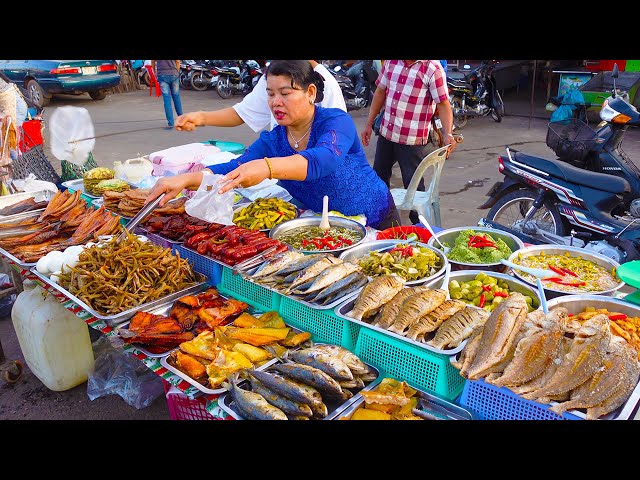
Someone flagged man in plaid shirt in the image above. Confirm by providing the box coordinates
[361,60,457,224]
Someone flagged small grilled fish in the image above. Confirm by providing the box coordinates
[275,254,331,277]
[405,299,467,341]
[248,370,323,406]
[339,376,365,389]
[316,274,369,306]
[250,250,305,279]
[306,344,371,375]
[309,401,329,419]
[284,256,341,292]
[525,313,611,400]
[293,262,361,295]
[348,275,406,321]
[428,307,489,350]
[249,377,313,418]
[270,362,344,396]
[491,307,567,388]
[465,293,529,380]
[226,376,288,420]
[372,286,431,329]
[289,348,354,381]
[309,271,367,304]
[387,288,447,334]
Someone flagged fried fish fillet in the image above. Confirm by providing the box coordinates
[428,306,489,350]
[348,274,406,321]
[372,286,431,329]
[406,299,467,342]
[387,288,447,335]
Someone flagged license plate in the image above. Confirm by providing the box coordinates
[82,66,97,75]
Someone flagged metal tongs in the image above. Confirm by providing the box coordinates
[116,193,165,243]
[232,245,280,275]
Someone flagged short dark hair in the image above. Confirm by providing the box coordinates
[265,60,325,103]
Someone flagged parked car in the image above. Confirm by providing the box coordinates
[0,60,121,108]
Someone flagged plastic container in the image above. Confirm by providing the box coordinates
[11,280,94,391]
[217,265,282,313]
[114,157,154,184]
[174,244,223,286]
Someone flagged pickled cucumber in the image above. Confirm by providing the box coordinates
[448,273,537,312]
[233,197,298,230]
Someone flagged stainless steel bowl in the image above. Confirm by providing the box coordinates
[339,239,449,285]
[233,200,299,232]
[425,269,541,310]
[427,226,524,273]
[506,244,624,299]
[268,215,367,255]
[546,294,640,316]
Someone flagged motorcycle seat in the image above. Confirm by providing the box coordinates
[513,151,630,194]
[448,78,472,89]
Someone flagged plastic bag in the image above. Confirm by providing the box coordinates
[12,173,59,194]
[87,335,164,410]
[49,106,95,166]
[550,88,585,122]
[185,173,235,224]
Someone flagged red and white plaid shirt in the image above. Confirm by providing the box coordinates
[376,60,449,145]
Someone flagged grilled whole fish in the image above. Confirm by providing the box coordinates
[525,313,611,400]
[284,256,341,293]
[550,336,639,418]
[491,307,568,388]
[406,299,467,341]
[452,326,484,378]
[251,250,306,279]
[272,254,331,278]
[428,307,489,350]
[249,377,313,418]
[309,271,368,304]
[465,293,529,380]
[309,401,329,419]
[387,288,447,335]
[270,362,344,396]
[372,286,432,329]
[247,370,323,406]
[348,275,406,321]
[293,262,361,295]
[305,344,372,375]
[289,348,354,381]
[226,376,288,420]
[515,337,572,397]
[586,351,640,420]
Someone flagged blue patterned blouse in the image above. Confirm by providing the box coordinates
[208,106,392,228]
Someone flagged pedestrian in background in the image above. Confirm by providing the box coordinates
[152,60,183,129]
[361,60,457,225]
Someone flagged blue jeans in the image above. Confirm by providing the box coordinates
[157,75,183,126]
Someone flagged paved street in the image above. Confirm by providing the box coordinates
[1,83,639,420]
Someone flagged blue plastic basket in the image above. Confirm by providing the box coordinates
[354,327,466,400]
[278,296,361,350]
[459,378,582,420]
[217,265,282,313]
[174,244,223,286]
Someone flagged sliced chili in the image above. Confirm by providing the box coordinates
[548,265,567,276]
[479,293,486,308]
[482,285,493,292]
[493,291,509,298]
[608,313,628,321]
[560,267,578,277]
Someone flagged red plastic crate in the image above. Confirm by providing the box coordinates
[163,381,215,421]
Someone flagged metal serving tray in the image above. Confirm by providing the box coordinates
[0,189,55,220]
[217,354,382,420]
[0,245,37,269]
[242,260,365,311]
[61,179,101,199]
[29,268,209,326]
[336,381,475,420]
[160,322,311,396]
[338,240,449,286]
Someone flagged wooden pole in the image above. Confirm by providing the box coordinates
[529,60,537,129]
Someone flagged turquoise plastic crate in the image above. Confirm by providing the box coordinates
[278,296,361,350]
[201,139,245,155]
[354,327,466,400]
[174,244,223,286]
[459,378,581,420]
[217,265,281,313]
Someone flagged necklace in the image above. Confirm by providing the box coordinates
[288,121,313,149]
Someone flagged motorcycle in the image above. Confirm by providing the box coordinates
[215,60,262,99]
[447,60,504,129]
[328,60,377,111]
[189,60,220,91]
[179,60,198,89]
[477,63,640,264]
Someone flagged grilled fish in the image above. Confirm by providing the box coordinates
[289,348,354,381]
[270,362,344,396]
[274,254,331,277]
[515,337,572,397]
[308,271,368,304]
[251,250,306,279]
[387,288,447,335]
[294,261,361,295]
[225,375,288,420]
[428,307,489,350]
[283,256,341,292]
[525,313,611,400]
[586,352,640,420]
[491,307,567,388]
[348,274,406,321]
[247,370,323,406]
[372,286,432,329]
[248,377,313,418]
[465,293,529,380]
[451,326,484,378]
[406,299,467,341]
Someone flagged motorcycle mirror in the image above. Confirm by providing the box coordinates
[612,63,619,98]
[463,64,471,70]
[334,66,341,72]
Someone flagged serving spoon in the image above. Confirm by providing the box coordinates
[418,214,450,255]
[319,195,330,230]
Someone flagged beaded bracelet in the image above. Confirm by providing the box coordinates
[264,157,274,180]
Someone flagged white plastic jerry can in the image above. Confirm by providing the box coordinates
[11,281,95,391]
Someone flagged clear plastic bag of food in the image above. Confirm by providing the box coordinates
[184,173,234,224]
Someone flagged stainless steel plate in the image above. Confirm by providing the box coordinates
[427,226,525,272]
[507,244,624,298]
[0,189,55,219]
[61,179,101,199]
[269,216,367,256]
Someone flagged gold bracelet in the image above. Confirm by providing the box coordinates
[264,157,274,180]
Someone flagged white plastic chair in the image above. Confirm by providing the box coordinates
[389,144,450,227]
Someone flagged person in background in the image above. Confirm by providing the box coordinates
[148,60,400,230]
[152,60,183,129]
[174,60,346,133]
[361,60,457,225]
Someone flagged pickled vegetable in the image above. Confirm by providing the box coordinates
[233,197,298,230]
[277,225,363,251]
[439,229,513,264]
[448,272,537,312]
[357,243,443,281]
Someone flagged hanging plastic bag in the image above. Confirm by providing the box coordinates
[184,173,235,224]
[49,106,95,166]
[12,173,58,194]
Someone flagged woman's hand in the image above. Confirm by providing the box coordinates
[175,111,202,131]
[217,158,271,194]
[146,173,192,206]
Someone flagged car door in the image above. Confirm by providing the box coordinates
[0,60,27,85]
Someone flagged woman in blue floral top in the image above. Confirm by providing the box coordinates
[147,60,400,229]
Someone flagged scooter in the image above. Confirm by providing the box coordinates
[478,63,640,264]
[328,60,377,111]
[447,60,504,129]
[215,60,262,99]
